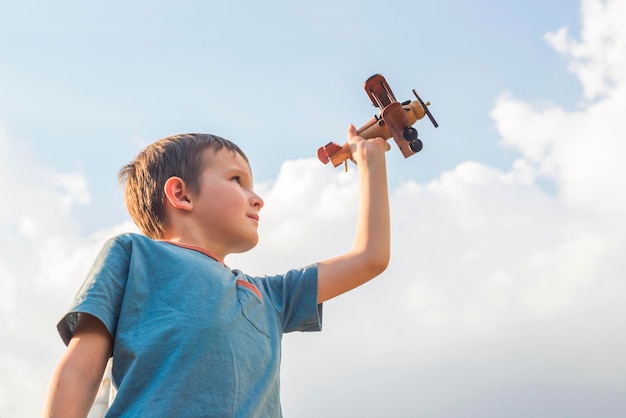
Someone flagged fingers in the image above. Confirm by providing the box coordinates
[345,124,390,167]
[346,124,389,150]
[346,124,359,143]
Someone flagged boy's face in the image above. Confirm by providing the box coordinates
[192,148,263,258]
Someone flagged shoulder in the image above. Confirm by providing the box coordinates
[89,233,168,269]
[104,232,163,253]
[109,232,152,246]
[105,234,226,273]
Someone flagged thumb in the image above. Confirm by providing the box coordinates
[346,124,358,140]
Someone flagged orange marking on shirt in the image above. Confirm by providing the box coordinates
[236,280,263,300]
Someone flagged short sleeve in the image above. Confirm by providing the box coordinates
[258,263,322,333]
[57,236,131,345]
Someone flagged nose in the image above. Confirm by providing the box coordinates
[250,191,264,209]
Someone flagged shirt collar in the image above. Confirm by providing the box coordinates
[160,240,226,266]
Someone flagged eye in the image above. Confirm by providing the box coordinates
[231,176,241,184]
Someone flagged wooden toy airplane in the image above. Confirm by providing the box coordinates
[317,74,438,168]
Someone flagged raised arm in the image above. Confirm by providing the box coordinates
[317,124,391,303]
[43,314,112,418]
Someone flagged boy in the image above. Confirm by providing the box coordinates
[44,125,390,417]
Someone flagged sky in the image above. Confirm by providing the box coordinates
[1,0,625,416]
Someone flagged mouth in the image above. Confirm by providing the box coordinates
[247,214,260,223]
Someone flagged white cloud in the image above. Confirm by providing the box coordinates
[277,1,626,415]
[2,1,626,416]
[492,86,626,214]
[0,126,136,416]
[545,0,626,100]
[496,0,626,215]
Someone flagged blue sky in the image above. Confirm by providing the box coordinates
[1,0,580,227]
[2,1,626,417]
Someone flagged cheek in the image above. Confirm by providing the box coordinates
[216,186,248,210]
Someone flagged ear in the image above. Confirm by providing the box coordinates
[164,177,193,211]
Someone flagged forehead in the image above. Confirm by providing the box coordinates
[201,148,252,175]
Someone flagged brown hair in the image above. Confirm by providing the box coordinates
[119,133,248,239]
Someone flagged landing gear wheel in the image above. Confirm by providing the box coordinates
[403,127,418,142]
[409,139,423,153]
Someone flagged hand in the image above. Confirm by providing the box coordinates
[346,124,390,166]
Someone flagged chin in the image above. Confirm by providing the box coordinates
[233,236,259,254]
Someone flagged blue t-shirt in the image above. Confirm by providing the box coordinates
[57,233,322,417]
